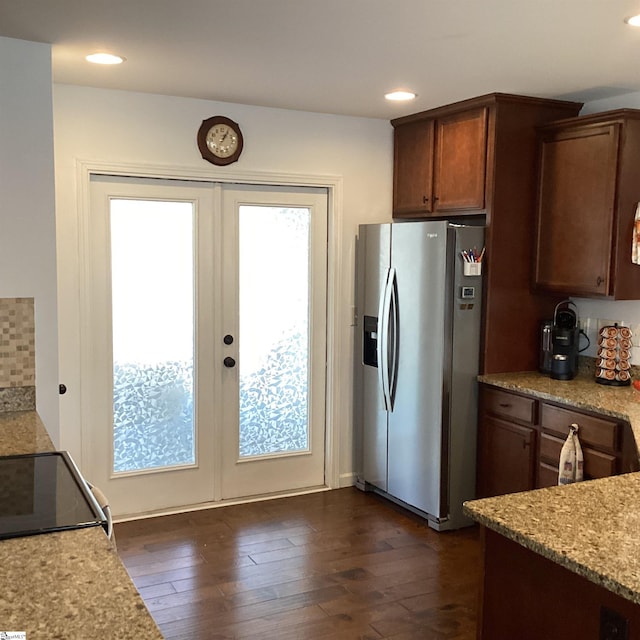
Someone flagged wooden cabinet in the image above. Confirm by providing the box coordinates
[392,94,582,373]
[393,108,487,217]
[479,528,640,640]
[480,416,536,497]
[537,403,619,487]
[534,110,640,299]
[434,108,488,212]
[478,387,537,497]
[393,120,434,216]
[477,384,638,498]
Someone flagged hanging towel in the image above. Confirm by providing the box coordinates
[558,423,584,485]
[632,203,640,265]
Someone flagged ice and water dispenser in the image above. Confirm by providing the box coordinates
[363,315,378,368]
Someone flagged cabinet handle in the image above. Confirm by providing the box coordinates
[596,276,604,286]
[499,403,512,408]
[422,195,430,205]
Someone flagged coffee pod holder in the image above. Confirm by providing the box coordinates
[595,323,632,386]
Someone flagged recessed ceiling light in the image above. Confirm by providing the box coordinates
[625,14,640,26]
[385,90,417,102]
[86,53,125,65]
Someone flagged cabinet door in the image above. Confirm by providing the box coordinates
[539,432,617,481]
[433,107,488,212]
[479,415,535,498]
[393,120,434,217]
[534,124,620,296]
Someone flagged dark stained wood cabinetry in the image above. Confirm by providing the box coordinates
[537,403,620,487]
[478,386,538,497]
[479,528,640,640]
[477,384,637,498]
[393,119,434,216]
[433,108,488,212]
[535,110,640,299]
[480,416,536,497]
[393,107,487,216]
[392,94,582,373]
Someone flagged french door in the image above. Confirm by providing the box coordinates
[85,176,327,516]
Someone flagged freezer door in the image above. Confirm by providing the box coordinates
[387,221,448,516]
[444,224,484,529]
[359,224,390,492]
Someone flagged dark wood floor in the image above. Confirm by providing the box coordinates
[115,488,481,639]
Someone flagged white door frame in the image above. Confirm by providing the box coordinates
[73,159,342,496]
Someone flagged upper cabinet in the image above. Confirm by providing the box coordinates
[534,110,640,299]
[391,94,582,374]
[393,107,487,217]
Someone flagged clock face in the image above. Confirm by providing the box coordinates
[206,124,239,158]
[197,116,244,166]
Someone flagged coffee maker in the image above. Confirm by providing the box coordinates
[549,300,580,380]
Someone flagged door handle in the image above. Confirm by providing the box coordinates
[223,357,236,368]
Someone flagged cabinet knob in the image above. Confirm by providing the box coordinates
[596,276,604,286]
[422,195,430,205]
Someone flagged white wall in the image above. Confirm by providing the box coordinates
[53,84,393,485]
[0,37,59,439]
[570,92,640,362]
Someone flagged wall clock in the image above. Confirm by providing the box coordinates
[197,116,244,166]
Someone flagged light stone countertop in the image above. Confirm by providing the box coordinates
[0,410,56,454]
[466,369,640,605]
[0,411,163,639]
[464,475,640,604]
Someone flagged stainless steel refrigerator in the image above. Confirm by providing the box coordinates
[354,220,484,530]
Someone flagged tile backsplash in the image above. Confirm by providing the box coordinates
[0,298,36,411]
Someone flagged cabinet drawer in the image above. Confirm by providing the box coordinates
[540,404,618,452]
[483,388,536,424]
[538,462,559,488]
[539,433,616,479]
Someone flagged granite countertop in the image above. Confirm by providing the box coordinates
[0,411,163,639]
[466,368,640,606]
[464,475,640,604]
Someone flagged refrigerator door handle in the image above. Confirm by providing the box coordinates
[387,268,399,411]
[379,268,391,410]
[378,267,398,411]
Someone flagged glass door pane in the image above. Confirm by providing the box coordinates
[238,206,311,458]
[110,199,195,473]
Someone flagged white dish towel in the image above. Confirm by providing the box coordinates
[558,423,584,485]
[633,202,640,265]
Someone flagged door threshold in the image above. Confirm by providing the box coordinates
[113,485,331,523]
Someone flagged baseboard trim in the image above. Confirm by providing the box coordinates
[339,471,357,488]
[114,485,332,523]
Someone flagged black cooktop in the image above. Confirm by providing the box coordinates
[0,451,107,540]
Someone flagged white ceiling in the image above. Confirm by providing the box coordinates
[2,0,640,119]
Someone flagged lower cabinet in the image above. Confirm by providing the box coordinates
[477,384,638,498]
[479,528,640,639]
[479,416,536,497]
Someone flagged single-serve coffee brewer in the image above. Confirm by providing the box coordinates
[540,301,580,380]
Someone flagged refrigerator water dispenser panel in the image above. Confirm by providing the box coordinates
[363,315,378,367]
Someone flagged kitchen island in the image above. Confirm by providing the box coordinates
[466,368,640,639]
[0,411,162,639]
